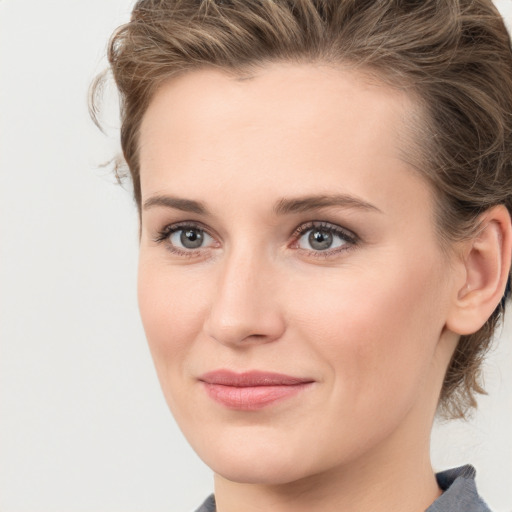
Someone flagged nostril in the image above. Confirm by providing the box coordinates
[203,258,286,346]
[204,313,285,347]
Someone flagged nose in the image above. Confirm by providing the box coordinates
[203,250,286,347]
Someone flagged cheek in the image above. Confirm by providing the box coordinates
[289,253,448,409]
[137,259,206,379]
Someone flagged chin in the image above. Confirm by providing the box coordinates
[189,427,325,486]
[210,456,314,486]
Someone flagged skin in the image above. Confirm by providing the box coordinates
[136,63,506,512]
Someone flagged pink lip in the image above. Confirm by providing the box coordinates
[199,370,314,410]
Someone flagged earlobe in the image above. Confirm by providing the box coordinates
[446,205,512,336]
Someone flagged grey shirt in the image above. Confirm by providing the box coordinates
[194,465,491,512]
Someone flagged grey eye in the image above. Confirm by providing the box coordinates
[170,228,213,249]
[298,228,347,251]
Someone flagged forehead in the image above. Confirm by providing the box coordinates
[138,63,428,219]
[140,63,416,159]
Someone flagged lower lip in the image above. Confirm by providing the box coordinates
[202,383,312,410]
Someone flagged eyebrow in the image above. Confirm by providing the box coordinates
[143,193,381,216]
[143,195,209,214]
[273,194,381,215]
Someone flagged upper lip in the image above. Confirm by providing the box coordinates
[199,370,314,387]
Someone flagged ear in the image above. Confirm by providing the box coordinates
[446,205,512,336]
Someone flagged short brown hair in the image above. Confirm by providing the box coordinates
[92,0,512,419]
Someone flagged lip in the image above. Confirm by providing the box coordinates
[199,370,314,410]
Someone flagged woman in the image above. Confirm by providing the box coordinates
[93,0,512,510]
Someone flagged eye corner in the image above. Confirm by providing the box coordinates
[150,220,219,258]
[290,220,359,259]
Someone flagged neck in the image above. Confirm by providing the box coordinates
[214,427,441,512]
[214,459,440,512]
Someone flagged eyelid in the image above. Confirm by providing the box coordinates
[290,221,359,257]
[153,220,220,257]
[153,220,214,241]
[291,221,358,242]
[152,219,358,259]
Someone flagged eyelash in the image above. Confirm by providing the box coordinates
[153,220,358,259]
[292,221,358,258]
[153,221,215,258]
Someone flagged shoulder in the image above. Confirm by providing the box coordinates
[193,494,216,512]
[427,465,492,512]
[193,467,491,512]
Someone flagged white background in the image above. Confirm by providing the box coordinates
[1,1,511,511]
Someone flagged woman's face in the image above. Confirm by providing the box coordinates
[137,64,459,484]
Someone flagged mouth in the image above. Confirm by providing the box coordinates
[198,370,315,410]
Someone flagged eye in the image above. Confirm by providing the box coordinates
[295,222,356,253]
[154,223,216,254]
[169,227,213,249]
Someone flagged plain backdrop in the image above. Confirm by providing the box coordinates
[1,1,511,511]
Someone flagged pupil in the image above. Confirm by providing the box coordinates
[181,229,203,249]
[309,229,333,250]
